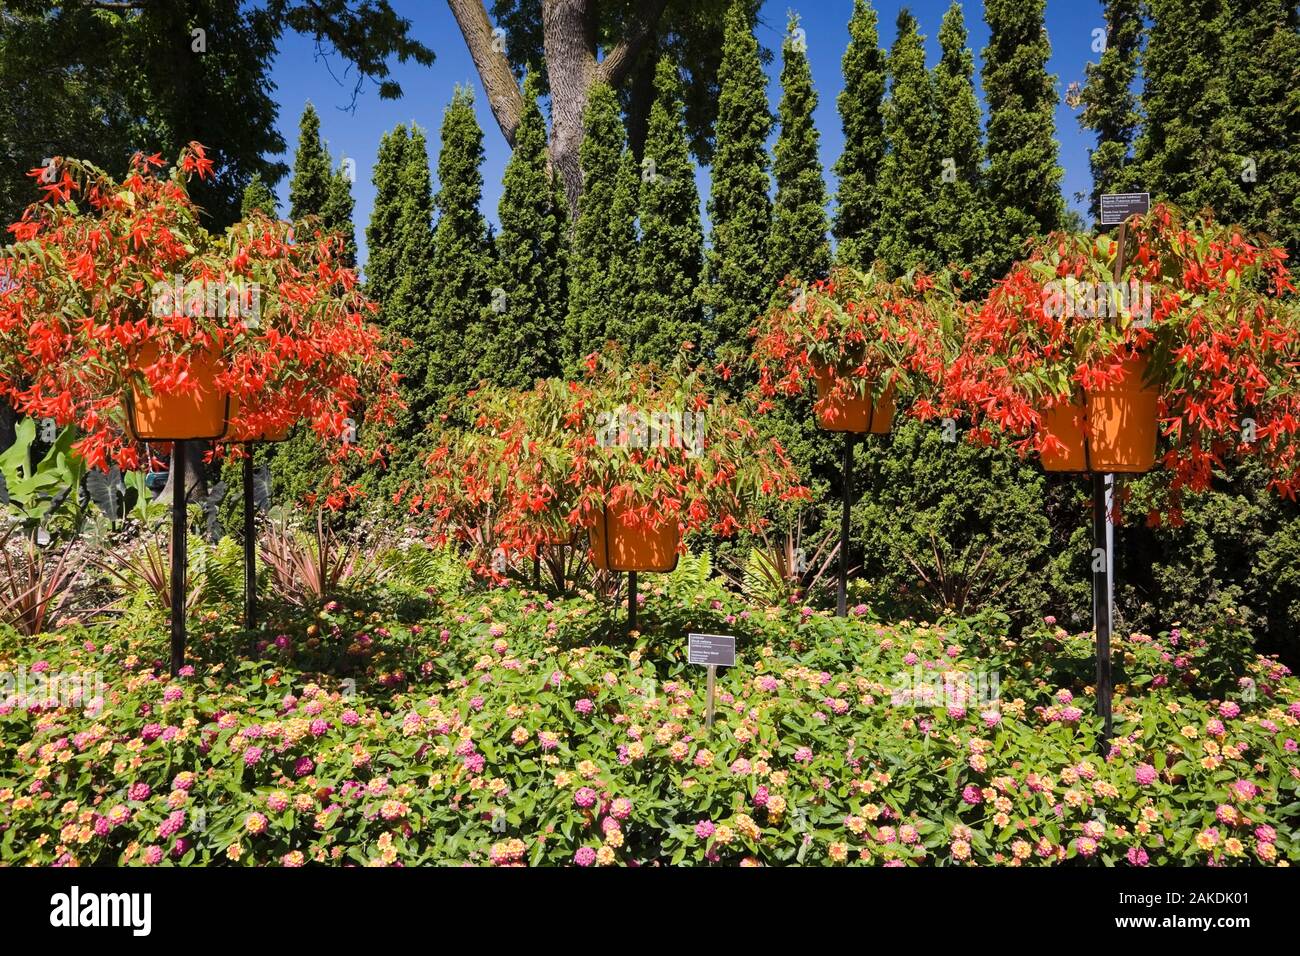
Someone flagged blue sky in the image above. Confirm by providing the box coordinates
[267,1,1111,271]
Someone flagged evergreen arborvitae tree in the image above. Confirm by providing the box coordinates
[322,164,357,268]
[564,82,639,368]
[240,174,278,218]
[770,13,831,287]
[1133,2,1239,225]
[629,57,706,363]
[387,125,437,432]
[1137,0,1299,262]
[1226,0,1300,260]
[703,0,772,360]
[482,72,567,390]
[364,125,410,311]
[932,2,993,282]
[982,0,1064,264]
[832,0,887,270]
[429,87,493,410]
[288,102,356,266]
[288,102,332,222]
[1079,0,1143,220]
[876,9,941,273]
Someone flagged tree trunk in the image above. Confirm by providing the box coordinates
[158,440,209,504]
[623,45,659,163]
[447,0,669,220]
[542,0,598,217]
[447,0,525,148]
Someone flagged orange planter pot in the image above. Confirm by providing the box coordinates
[587,504,680,573]
[225,394,292,443]
[126,344,229,442]
[1040,355,1158,474]
[537,526,575,548]
[812,364,895,434]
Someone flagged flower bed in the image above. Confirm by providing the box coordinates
[1,579,1296,866]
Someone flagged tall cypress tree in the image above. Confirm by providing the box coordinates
[703,0,772,359]
[429,87,493,409]
[1079,0,1143,219]
[876,9,941,273]
[932,2,992,280]
[982,0,1064,263]
[630,57,706,363]
[482,72,566,389]
[832,0,887,270]
[240,173,278,218]
[288,102,332,222]
[770,12,831,286]
[565,82,639,368]
[364,126,411,312]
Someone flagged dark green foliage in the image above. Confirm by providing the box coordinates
[1223,0,1300,261]
[0,0,428,227]
[875,9,942,273]
[628,58,706,363]
[850,418,1075,622]
[832,0,887,271]
[981,0,1064,268]
[1134,0,1240,231]
[1136,0,1300,262]
[1122,460,1300,664]
[769,14,831,287]
[565,83,639,368]
[702,0,772,360]
[1078,0,1143,218]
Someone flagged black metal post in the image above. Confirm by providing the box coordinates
[170,440,188,676]
[243,448,256,632]
[837,432,854,617]
[628,570,638,632]
[1090,220,1129,745]
[1093,472,1113,742]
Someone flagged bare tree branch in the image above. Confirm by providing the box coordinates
[596,0,669,87]
[447,0,525,147]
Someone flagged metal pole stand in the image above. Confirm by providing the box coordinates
[705,664,717,732]
[170,440,188,676]
[1092,472,1114,743]
[837,431,854,617]
[243,448,256,632]
[628,570,638,633]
